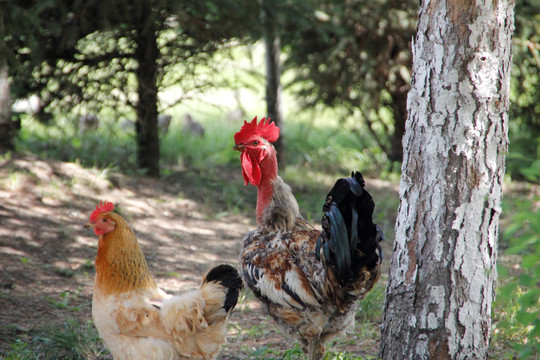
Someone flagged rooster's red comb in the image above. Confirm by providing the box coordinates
[234,116,280,144]
[90,201,114,222]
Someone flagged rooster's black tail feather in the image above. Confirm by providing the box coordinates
[316,171,383,286]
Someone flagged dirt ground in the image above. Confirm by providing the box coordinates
[0,154,392,359]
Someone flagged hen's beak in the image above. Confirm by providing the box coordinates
[233,144,244,151]
[84,221,95,229]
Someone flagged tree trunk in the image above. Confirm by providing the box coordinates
[0,59,17,153]
[388,90,407,163]
[134,7,160,177]
[259,0,285,168]
[379,0,514,359]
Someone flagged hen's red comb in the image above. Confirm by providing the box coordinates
[90,201,114,222]
[234,116,280,144]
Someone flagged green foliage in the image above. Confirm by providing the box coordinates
[279,0,417,162]
[500,213,540,358]
[284,113,390,176]
[7,0,540,179]
[494,166,540,358]
[8,0,258,120]
[506,0,540,182]
[1,319,109,360]
[1,0,67,69]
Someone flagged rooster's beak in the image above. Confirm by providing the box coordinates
[233,144,244,151]
[84,221,95,229]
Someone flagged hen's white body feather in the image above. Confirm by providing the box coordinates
[92,283,228,360]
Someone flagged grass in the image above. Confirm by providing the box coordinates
[6,109,539,359]
[1,319,110,360]
[15,94,392,179]
[245,342,379,360]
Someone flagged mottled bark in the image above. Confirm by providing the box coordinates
[380,0,514,359]
[260,0,285,167]
[134,5,160,177]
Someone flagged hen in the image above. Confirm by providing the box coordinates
[85,201,242,360]
[233,117,383,360]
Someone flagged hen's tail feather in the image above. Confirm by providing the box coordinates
[203,264,243,313]
[316,171,383,286]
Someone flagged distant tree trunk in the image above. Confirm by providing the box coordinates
[259,0,285,168]
[388,91,407,163]
[379,0,514,359]
[134,6,160,177]
[0,12,15,153]
[0,59,16,153]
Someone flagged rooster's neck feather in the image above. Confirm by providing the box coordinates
[255,152,306,231]
[94,215,156,296]
[256,152,279,224]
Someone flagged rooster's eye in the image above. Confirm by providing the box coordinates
[252,140,259,146]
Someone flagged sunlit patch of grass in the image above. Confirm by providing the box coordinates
[17,116,136,172]
[160,112,241,171]
[17,100,392,179]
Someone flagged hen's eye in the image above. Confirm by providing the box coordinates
[252,140,259,146]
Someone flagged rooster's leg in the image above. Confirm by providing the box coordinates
[307,340,325,360]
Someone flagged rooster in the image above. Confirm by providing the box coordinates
[233,117,383,360]
[85,201,242,360]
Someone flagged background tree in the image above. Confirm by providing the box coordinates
[8,0,257,176]
[280,0,417,164]
[379,0,515,358]
[0,0,63,152]
[506,0,540,181]
[0,47,13,153]
[259,0,285,167]
[0,5,12,152]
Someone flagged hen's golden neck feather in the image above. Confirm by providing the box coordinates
[94,213,156,296]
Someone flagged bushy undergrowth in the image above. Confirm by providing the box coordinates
[493,182,540,358]
[492,164,540,359]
